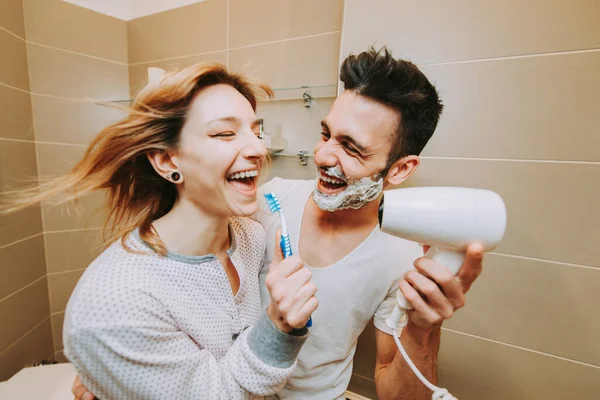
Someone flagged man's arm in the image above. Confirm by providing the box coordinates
[374,244,483,400]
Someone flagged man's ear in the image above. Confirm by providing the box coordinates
[384,155,420,187]
[147,151,183,183]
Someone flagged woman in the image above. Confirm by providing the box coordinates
[2,63,318,399]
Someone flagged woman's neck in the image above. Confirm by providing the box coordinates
[152,199,231,257]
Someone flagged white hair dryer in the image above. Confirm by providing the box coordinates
[378,187,507,400]
[378,186,507,329]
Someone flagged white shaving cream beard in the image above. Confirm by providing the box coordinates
[312,165,384,211]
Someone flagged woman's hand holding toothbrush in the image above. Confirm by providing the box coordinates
[265,229,319,333]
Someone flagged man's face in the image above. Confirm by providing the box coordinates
[312,90,398,211]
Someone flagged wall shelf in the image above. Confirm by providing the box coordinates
[98,83,338,106]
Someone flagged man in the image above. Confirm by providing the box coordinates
[256,47,482,399]
[73,47,482,400]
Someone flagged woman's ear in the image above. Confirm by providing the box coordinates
[384,155,420,187]
[147,151,183,183]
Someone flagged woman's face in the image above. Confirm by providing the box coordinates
[173,84,267,217]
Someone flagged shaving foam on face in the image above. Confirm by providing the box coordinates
[312,165,383,211]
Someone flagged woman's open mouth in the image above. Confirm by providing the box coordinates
[227,169,259,196]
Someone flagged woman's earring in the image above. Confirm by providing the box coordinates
[170,172,181,182]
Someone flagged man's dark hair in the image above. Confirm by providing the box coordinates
[339,46,443,172]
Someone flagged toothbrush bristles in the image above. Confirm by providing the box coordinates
[264,192,281,213]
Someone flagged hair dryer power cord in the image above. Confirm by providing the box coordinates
[392,318,457,400]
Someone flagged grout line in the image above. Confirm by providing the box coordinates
[442,327,600,369]
[0,275,46,305]
[0,25,25,42]
[47,267,87,277]
[336,0,347,95]
[0,82,130,105]
[0,316,51,358]
[418,47,600,68]
[489,251,599,271]
[44,227,101,235]
[129,49,228,66]
[351,372,375,382]
[226,0,230,69]
[26,41,128,66]
[51,310,65,317]
[0,232,43,250]
[420,155,600,165]
[0,25,127,66]
[228,31,341,52]
[0,137,88,148]
[0,81,29,95]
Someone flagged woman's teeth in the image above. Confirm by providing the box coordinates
[229,170,259,180]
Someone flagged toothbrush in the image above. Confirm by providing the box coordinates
[263,192,312,328]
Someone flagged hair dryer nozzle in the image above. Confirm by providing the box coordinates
[379,186,507,251]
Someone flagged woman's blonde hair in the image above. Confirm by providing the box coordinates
[1,63,273,254]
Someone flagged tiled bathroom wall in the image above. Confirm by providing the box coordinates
[126,0,344,181]
[342,1,600,398]
[0,0,50,380]
[0,0,129,376]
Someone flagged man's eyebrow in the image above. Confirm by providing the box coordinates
[321,120,368,153]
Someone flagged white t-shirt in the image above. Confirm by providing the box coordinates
[256,178,422,400]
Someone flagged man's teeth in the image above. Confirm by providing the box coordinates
[320,175,345,185]
[229,170,259,180]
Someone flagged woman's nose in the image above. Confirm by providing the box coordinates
[241,133,267,160]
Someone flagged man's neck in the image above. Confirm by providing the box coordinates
[152,198,230,257]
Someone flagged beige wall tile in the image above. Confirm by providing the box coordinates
[0,85,34,141]
[0,139,42,245]
[0,0,26,39]
[128,51,228,98]
[22,0,128,63]
[267,155,317,181]
[405,159,600,267]
[26,44,129,99]
[347,374,377,399]
[0,140,38,193]
[48,269,84,313]
[54,349,68,363]
[36,142,106,231]
[0,318,53,381]
[352,320,376,380]
[128,0,227,64]
[0,30,29,91]
[446,254,600,366]
[256,98,333,155]
[51,312,64,351]
[0,234,45,300]
[439,329,600,399]
[229,0,343,48]
[41,193,105,231]
[342,0,600,64]
[0,203,43,248]
[229,33,340,89]
[45,229,104,274]
[420,51,600,162]
[0,277,49,353]
[36,142,85,178]
[30,95,128,145]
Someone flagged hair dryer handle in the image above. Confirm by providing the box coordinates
[386,247,465,329]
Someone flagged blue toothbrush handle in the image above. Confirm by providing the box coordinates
[280,235,293,258]
[279,235,312,328]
